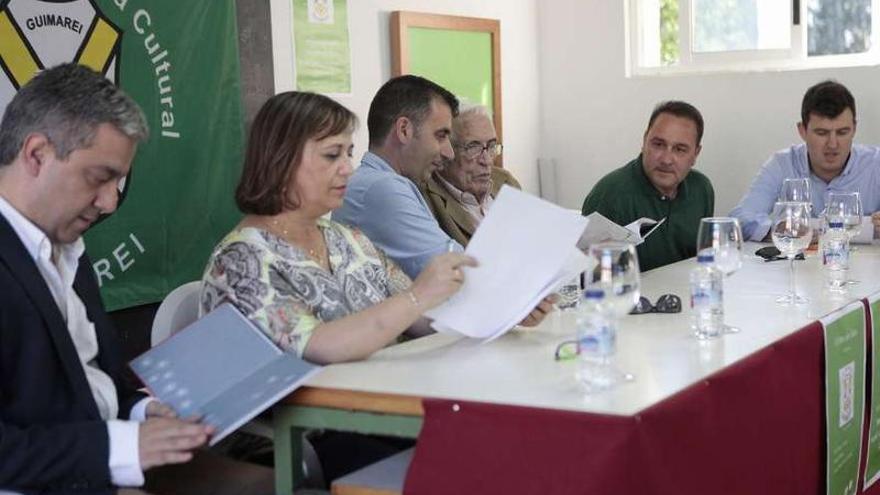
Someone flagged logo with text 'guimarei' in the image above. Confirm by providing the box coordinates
[0,0,135,230]
[0,0,184,294]
[1,0,243,311]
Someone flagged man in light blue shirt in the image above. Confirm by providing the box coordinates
[333,75,463,278]
[730,80,880,241]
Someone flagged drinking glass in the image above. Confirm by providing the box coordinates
[555,275,582,311]
[779,177,812,204]
[825,191,863,239]
[771,201,813,305]
[696,217,743,333]
[579,242,640,389]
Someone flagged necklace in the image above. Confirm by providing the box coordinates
[268,216,328,267]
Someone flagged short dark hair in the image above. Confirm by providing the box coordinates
[646,100,704,145]
[367,75,459,147]
[801,80,856,126]
[0,63,148,166]
[235,92,357,215]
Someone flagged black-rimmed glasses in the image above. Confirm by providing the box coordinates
[629,294,682,315]
[457,141,503,160]
[554,340,580,361]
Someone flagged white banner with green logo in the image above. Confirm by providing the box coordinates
[292,0,351,94]
[862,293,880,489]
[0,0,244,310]
[821,301,867,495]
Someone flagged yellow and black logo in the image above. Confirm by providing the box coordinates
[0,0,121,92]
[0,0,127,218]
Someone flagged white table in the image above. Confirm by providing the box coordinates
[273,243,880,493]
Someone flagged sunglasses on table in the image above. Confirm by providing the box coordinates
[754,246,805,262]
[629,294,682,315]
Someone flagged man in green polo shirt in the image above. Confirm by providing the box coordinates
[581,101,714,271]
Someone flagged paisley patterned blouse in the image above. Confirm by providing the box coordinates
[201,218,412,357]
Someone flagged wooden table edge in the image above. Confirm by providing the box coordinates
[282,386,424,417]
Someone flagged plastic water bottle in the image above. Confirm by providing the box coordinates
[821,221,850,292]
[574,289,615,389]
[690,252,723,339]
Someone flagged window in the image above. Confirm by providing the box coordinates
[628,0,879,74]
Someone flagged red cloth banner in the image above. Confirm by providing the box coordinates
[405,319,878,495]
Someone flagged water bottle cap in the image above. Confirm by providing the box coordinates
[583,289,604,299]
[697,253,714,263]
[829,221,843,229]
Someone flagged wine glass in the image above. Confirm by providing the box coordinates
[771,201,813,305]
[780,177,812,204]
[696,217,743,333]
[578,242,640,391]
[825,191,863,239]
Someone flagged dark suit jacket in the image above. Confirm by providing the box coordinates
[420,166,522,246]
[0,214,144,494]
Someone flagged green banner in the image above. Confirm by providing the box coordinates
[0,0,245,310]
[823,302,867,495]
[863,294,880,489]
[292,0,351,94]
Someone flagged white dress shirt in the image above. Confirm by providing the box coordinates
[0,196,149,487]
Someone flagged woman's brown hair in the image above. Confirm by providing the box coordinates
[235,91,357,215]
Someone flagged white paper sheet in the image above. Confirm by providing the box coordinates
[576,212,663,250]
[426,186,590,340]
[626,216,665,241]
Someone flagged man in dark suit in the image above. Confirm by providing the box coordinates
[0,64,271,494]
[420,104,521,246]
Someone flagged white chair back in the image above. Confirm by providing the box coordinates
[150,281,202,346]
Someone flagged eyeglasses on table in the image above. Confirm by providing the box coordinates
[629,294,682,315]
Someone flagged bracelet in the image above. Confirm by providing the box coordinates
[405,290,420,307]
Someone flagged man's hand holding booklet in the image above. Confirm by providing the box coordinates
[130,304,320,445]
[576,212,665,250]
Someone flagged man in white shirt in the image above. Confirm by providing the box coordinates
[0,64,271,494]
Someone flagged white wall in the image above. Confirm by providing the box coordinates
[269,0,542,193]
[537,0,880,214]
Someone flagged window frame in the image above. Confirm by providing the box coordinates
[626,0,880,77]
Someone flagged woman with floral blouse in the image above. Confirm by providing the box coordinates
[201,91,475,364]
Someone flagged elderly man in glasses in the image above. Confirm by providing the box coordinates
[420,104,522,246]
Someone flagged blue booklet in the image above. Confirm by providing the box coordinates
[130,303,320,445]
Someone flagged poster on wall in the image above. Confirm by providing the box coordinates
[0,0,245,311]
[292,0,352,94]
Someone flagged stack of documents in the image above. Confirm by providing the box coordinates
[426,186,591,340]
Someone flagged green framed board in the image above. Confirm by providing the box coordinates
[391,11,502,164]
